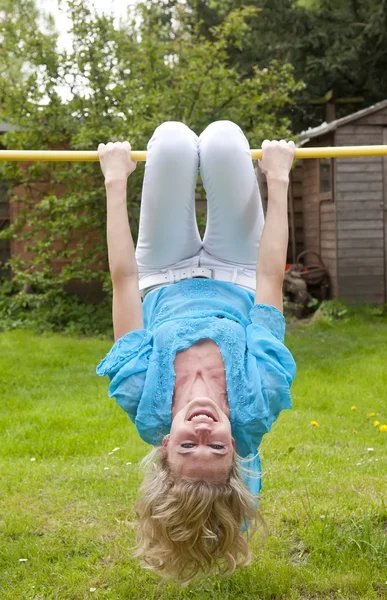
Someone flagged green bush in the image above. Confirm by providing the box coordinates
[313,299,387,325]
[0,281,112,337]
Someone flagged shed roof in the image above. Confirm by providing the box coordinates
[298,98,387,144]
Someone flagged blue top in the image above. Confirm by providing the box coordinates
[96,278,296,496]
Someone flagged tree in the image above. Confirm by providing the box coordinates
[0,0,58,121]
[0,0,303,296]
[181,0,387,130]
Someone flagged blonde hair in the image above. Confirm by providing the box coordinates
[133,446,264,583]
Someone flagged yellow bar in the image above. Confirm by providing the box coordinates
[0,146,387,162]
[0,150,147,162]
[253,146,387,159]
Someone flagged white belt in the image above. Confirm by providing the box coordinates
[139,266,256,294]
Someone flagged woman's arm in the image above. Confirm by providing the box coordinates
[99,142,144,340]
[254,140,295,313]
[105,178,138,279]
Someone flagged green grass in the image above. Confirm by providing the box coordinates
[1,318,387,599]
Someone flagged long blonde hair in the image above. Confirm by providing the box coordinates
[133,446,264,583]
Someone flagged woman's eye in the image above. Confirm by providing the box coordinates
[180,443,225,450]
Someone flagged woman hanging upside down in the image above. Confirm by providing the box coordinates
[96,121,296,583]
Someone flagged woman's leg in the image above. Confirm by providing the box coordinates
[135,121,202,271]
[198,121,264,266]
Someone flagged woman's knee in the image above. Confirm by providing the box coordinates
[155,121,192,135]
[150,121,197,143]
[148,121,198,158]
[199,120,247,156]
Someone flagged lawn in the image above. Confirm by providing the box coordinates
[1,317,387,599]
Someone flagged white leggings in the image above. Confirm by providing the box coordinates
[135,121,265,293]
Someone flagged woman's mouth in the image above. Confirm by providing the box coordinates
[188,411,217,422]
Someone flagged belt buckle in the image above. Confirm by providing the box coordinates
[177,267,214,281]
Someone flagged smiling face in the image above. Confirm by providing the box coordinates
[163,397,235,482]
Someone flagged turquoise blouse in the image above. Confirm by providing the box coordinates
[96,278,296,496]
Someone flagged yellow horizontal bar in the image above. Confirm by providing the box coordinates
[0,146,387,162]
[0,150,148,162]
[290,145,387,159]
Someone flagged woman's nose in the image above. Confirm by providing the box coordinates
[193,423,212,438]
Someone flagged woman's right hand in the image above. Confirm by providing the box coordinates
[98,141,137,184]
[258,139,295,182]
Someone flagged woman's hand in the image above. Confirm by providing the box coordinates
[258,140,295,183]
[98,141,137,184]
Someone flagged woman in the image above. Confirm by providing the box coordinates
[96,121,296,582]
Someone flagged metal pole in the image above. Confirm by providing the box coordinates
[1,146,387,162]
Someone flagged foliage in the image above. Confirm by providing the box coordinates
[313,298,350,323]
[0,0,303,302]
[181,0,387,130]
[0,0,58,119]
[0,280,112,336]
[313,298,387,325]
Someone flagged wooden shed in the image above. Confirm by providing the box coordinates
[293,99,387,304]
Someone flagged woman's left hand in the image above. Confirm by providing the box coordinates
[258,140,295,182]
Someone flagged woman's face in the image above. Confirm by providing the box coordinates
[163,397,235,481]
